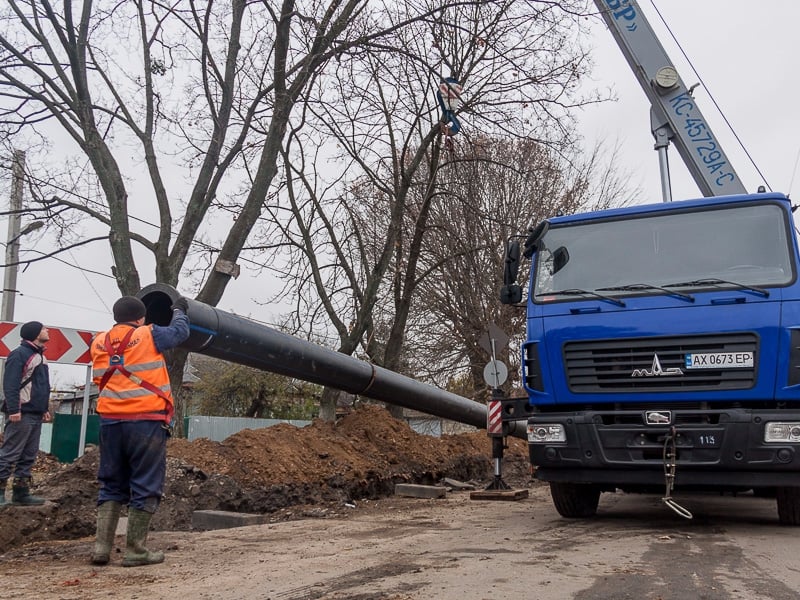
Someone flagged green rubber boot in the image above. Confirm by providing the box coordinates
[91,501,122,565]
[0,479,7,507]
[122,508,164,567]
[11,477,45,505]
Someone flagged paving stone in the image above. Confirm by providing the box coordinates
[469,489,529,501]
[192,510,270,530]
[394,483,447,499]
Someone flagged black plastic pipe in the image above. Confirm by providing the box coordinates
[138,283,526,439]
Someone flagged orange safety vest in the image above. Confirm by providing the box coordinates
[91,323,173,423]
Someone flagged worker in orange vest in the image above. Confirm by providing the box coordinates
[90,295,189,567]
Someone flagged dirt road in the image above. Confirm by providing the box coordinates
[3,482,798,600]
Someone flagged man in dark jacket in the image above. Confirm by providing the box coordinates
[0,320,52,506]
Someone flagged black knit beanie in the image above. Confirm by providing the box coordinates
[113,296,146,323]
[20,321,43,341]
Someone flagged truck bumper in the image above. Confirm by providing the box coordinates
[527,407,800,489]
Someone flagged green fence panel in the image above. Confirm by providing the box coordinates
[50,414,100,463]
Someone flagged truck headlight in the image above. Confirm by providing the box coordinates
[527,423,566,443]
[764,422,800,443]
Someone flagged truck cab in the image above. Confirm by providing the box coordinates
[500,192,800,524]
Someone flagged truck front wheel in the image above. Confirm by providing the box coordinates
[776,487,800,525]
[549,482,601,518]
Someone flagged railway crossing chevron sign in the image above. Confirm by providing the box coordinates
[0,322,96,365]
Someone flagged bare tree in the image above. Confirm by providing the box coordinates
[406,137,635,400]
[189,355,318,419]
[253,0,601,418]
[0,0,499,431]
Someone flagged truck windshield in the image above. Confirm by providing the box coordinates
[533,202,794,301]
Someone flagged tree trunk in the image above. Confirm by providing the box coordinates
[318,387,338,422]
[387,403,404,419]
[166,347,190,437]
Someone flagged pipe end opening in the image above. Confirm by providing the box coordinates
[137,284,178,326]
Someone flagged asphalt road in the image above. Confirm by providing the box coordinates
[2,482,799,599]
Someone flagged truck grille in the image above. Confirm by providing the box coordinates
[564,333,757,393]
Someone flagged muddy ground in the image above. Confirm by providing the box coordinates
[0,404,531,554]
[4,405,800,599]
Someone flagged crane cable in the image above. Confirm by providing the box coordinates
[648,0,772,193]
[788,146,800,199]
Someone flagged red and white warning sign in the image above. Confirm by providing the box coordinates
[0,322,96,365]
[487,400,503,435]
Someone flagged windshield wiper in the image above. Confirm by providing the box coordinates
[596,283,695,303]
[663,278,769,298]
[539,288,626,307]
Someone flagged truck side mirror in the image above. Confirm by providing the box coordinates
[500,239,523,305]
[552,246,570,274]
[523,220,550,258]
[500,284,522,305]
[504,240,521,285]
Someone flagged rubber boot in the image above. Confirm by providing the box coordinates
[91,501,122,565]
[11,477,45,506]
[122,508,164,567]
[0,479,7,507]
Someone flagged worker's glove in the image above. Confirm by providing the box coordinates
[171,296,189,313]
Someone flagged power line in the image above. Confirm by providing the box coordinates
[20,247,115,279]
[15,292,112,315]
[1,162,281,274]
[787,146,800,198]
[67,246,112,313]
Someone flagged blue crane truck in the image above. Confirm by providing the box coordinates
[499,192,800,524]
[492,0,800,524]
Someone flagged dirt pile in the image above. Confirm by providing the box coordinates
[0,404,530,554]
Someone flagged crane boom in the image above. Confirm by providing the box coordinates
[594,0,747,198]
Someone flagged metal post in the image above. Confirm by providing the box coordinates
[0,150,25,401]
[2,150,24,321]
[485,388,511,490]
[77,365,92,457]
[657,145,672,203]
[651,110,673,203]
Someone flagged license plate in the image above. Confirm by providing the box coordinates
[684,352,753,369]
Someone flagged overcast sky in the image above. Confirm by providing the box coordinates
[5,0,800,386]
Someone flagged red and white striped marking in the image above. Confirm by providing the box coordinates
[0,322,96,364]
[487,400,503,435]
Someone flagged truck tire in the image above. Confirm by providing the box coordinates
[776,487,800,525]
[752,487,776,498]
[549,482,601,518]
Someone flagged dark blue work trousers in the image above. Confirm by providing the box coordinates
[0,412,44,481]
[97,419,167,513]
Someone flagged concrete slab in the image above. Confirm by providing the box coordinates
[469,489,529,501]
[394,483,447,499]
[192,510,270,531]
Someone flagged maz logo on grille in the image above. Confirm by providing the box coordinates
[631,353,684,377]
[645,410,671,425]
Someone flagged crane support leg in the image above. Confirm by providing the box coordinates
[487,435,511,490]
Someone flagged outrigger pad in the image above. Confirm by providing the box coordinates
[469,489,529,501]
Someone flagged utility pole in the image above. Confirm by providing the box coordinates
[2,150,25,321]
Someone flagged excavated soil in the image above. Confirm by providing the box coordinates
[0,404,531,555]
